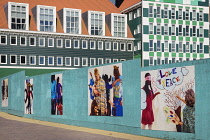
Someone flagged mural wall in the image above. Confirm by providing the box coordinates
[24,79,33,114]
[88,63,123,116]
[2,79,8,107]
[141,66,195,133]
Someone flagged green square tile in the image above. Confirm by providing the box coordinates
[200,38,204,42]
[193,53,197,58]
[164,36,169,40]
[171,5,176,8]
[164,5,169,7]
[186,53,190,58]
[172,53,176,57]
[164,19,169,23]
[178,6,183,8]
[156,4,161,6]
[192,7,197,10]
[171,19,176,24]
[149,3,154,5]
[149,35,154,39]
[179,37,183,41]
[178,20,183,24]
[199,22,204,26]
[185,21,190,25]
[156,18,161,23]
[157,35,162,40]
[157,52,162,57]
[193,37,197,41]
[186,7,190,9]
[149,18,154,22]
[192,21,197,25]
[171,36,176,40]
[186,37,190,41]
[199,8,204,10]
[179,53,183,57]
[164,52,169,57]
[149,52,154,56]
[200,54,204,58]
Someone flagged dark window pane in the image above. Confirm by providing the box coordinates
[11,56,16,63]
[1,56,6,63]
[21,56,25,63]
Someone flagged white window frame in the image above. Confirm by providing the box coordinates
[90,58,96,66]
[186,26,189,36]
[192,10,197,21]
[129,12,132,20]
[48,38,54,47]
[137,8,141,17]
[193,26,196,37]
[149,5,153,17]
[63,8,81,34]
[0,54,7,64]
[172,57,176,63]
[137,25,141,33]
[171,24,175,36]
[199,10,203,21]
[149,40,153,51]
[157,40,161,52]
[20,55,26,65]
[157,57,161,65]
[90,41,96,49]
[10,36,17,45]
[74,40,79,49]
[200,43,203,53]
[164,41,168,52]
[105,42,111,50]
[157,24,161,35]
[137,41,141,50]
[149,23,153,34]
[36,5,56,32]
[113,42,118,51]
[178,42,183,53]
[20,36,26,46]
[98,41,103,50]
[120,59,126,61]
[7,2,29,30]
[105,58,111,64]
[200,26,203,37]
[29,55,36,65]
[134,13,137,19]
[113,59,118,62]
[185,9,189,20]
[10,55,17,64]
[82,57,88,66]
[88,11,105,36]
[82,40,88,49]
[179,25,182,36]
[149,57,153,66]
[164,6,168,18]
[156,6,161,18]
[57,39,63,48]
[65,57,71,66]
[164,24,168,35]
[0,35,7,45]
[164,57,168,64]
[193,42,197,53]
[186,42,190,53]
[57,56,63,66]
[39,56,45,65]
[172,41,176,52]
[74,57,80,66]
[171,7,175,19]
[48,56,54,66]
[98,58,103,65]
[29,37,36,46]
[65,39,71,48]
[178,9,182,20]
[127,43,133,51]
[111,13,127,37]
[120,43,126,51]
[39,37,45,47]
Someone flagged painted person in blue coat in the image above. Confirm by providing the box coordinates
[51,75,57,115]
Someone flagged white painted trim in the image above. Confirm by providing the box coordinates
[39,56,45,65]
[0,65,76,70]
[20,55,27,65]
[121,2,141,13]
[10,55,17,64]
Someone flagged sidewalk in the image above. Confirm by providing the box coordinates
[0,112,162,140]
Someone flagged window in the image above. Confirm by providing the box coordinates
[90,58,96,66]
[149,23,153,34]
[105,42,111,50]
[193,26,196,36]
[64,8,81,34]
[199,10,203,21]
[10,55,17,64]
[57,57,63,66]
[200,26,203,37]
[90,41,95,49]
[127,43,132,51]
[98,41,103,50]
[39,38,45,47]
[113,42,118,51]
[164,6,168,18]
[171,8,175,19]
[65,39,71,48]
[37,5,56,32]
[137,41,141,50]
[186,26,189,36]
[137,8,141,17]
[157,40,161,52]
[0,55,7,64]
[134,13,137,19]
[193,42,196,53]
[120,43,125,51]
[172,41,176,52]
[29,56,36,65]
[179,25,182,36]
[0,35,7,45]
[20,55,26,65]
[48,38,54,47]
[29,37,36,46]
[157,24,161,35]
[10,36,17,45]
[186,58,190,61]
[82,40,87,49]
[185,9,189,20]
[137,25,141,33]
[149,57,153,66]
[82,58,88,66]
[65,57,71,66]
[105,58,111,64]
[20,36,26,46]
[157,57,161,65]
[178,9,182,19]
[149,40,153,51]
[200,43,203,53]
[186,42,190,53]
[98,58,103,65]
[134,29,137,35]
[48,56,54,65]
[192,10,196,20]
[112,13,127,37]
[120,59,126,61]
[164,24,168,35]
[178,42,183,52]
[149,6,153,17]
[9,2,29,30]
[39,56,45,65]
[164,57,168,64]
[129,12,132,20]
[171,25,175,35]
[179,58,183,62]
[157,6,161,18]
[164,41,168,52]
[89,11,105,36]
[172,58,176,63]
[74,57,80,66]
[74,40,79,49]
[57,39,63,48]
[113,59,118,62]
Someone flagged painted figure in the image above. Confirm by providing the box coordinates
[24,79,33,114]
[51,75,57,115]
[141,73,160,130]
[56,77,63,115]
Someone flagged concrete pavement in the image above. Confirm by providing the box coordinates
[0,112,162,140]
